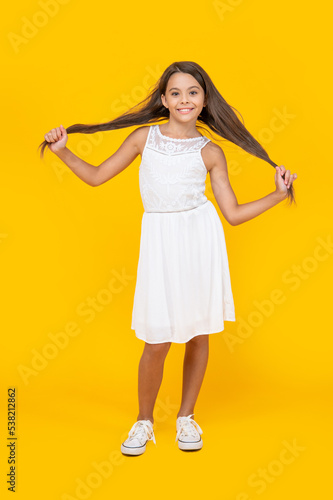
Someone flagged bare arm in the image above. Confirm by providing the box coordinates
[51,126,146,186]
[94,127,148,186]
[230,191,286,226]
[53,147,98,186]
[203,143,292,226]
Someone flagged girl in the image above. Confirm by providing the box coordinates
[39,61,297,456]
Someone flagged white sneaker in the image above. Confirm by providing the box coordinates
[175,414,203,451]
[121,419,156,456]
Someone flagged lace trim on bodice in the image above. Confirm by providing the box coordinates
[146,124,211,156]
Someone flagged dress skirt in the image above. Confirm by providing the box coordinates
[131,200,236,344]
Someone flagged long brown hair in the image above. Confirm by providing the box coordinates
[38,61,295,205]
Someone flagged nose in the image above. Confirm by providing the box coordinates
[180,94,189,104]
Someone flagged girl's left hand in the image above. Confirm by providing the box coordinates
[274,165,298,198]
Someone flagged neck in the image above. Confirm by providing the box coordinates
[160,119,201,139]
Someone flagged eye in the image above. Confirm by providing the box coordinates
[171,91,198,96]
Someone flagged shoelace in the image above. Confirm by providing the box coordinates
[175,414,203,443]
[127,420,156,445]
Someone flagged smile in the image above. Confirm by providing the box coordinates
[177,108,194,114]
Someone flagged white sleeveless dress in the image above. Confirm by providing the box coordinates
[131,124,236,344]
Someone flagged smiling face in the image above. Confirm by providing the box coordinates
[161,72,206,122]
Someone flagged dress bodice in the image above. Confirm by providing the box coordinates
[139,124,211,213]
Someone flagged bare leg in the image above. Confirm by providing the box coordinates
[137,341,171,425]
[177,334,209,418]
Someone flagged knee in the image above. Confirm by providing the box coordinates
[186,334,209,347]
[144,341,171,358]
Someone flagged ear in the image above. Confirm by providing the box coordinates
[161,94,168,108]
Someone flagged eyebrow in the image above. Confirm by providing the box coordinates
[168,86,200,91]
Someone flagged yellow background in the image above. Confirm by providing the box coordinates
[1,0,332,498]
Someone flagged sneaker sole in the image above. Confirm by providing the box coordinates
[178,438,203,451]
[121,443,147,456]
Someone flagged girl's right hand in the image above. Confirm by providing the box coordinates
[44,124,68,153]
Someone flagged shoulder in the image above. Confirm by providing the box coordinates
[201,140,227,173]
[126,126,151,156]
